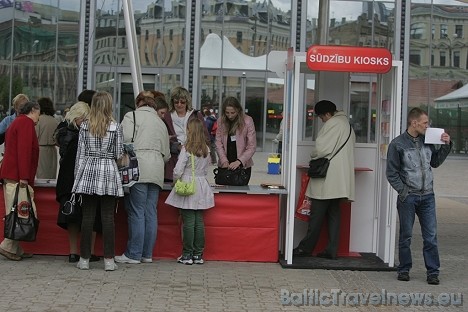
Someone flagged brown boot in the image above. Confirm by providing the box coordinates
[0,247,22,261]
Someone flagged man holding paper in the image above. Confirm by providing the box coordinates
[386,107,452,285]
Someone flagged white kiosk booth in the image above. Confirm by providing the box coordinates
[270,46,402,269]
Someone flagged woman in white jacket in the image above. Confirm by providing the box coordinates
[115,95,170,264]
[294,100,355,260]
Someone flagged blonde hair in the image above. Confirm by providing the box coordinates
[185,118,209,157]
[12,94,29,112]
[88,91,115,138]
[65,101,90,129]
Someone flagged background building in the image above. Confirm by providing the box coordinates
[0,0,466,153]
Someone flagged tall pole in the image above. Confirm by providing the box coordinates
[122,0,143,97]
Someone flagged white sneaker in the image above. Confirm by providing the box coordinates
[104,258,118,271]
[114,254,141,264]
[141,257,153,263]
[76,257,89,270]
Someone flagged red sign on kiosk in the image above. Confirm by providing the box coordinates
[307,45,392,74]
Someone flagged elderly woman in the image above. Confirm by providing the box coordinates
[115,95,170,264]
[163,86,209,182]
[0,101,41,261]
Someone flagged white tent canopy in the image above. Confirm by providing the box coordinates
[200,33,267,70]
[434,83,468,108]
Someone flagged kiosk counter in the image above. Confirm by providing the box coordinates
[0,181,287,262]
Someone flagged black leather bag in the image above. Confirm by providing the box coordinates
[61,193,82,217]
[307,158,330,178]
[213,167,249,186]
[307,125,352,179]
[4,185,40,242]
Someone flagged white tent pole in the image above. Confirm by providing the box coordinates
[122,0,143,96]
[285,52,303,265]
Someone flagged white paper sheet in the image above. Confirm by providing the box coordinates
[425,128,444,144]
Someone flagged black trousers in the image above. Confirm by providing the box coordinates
[80,194,116,259]
[298,198,342,257]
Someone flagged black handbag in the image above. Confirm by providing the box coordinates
[307,158,330,178]
[213,167,249,186]
[308,125,352,178]
[61,193,82,216]
[4,185,40,242]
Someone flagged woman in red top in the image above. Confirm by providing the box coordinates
[0,101,40,261]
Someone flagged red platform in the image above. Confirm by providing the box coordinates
[0,186,280,262]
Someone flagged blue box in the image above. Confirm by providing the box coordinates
[268,163,281,174]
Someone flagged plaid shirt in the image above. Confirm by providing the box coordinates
[72,121,124,197]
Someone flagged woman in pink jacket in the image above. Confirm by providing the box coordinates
[215,97,256,184]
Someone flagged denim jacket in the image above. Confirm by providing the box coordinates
[386,131,452,201]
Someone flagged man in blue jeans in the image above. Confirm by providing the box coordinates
[386,108,452,285]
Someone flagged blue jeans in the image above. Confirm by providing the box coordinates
[124,183,160,260]
[397,193,439,276]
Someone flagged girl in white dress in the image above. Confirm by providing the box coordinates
[165,118,214,265]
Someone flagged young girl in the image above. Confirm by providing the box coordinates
[165,118,214,265]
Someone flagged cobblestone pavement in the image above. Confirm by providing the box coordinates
[0,155,467,311]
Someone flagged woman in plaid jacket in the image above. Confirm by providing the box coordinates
[72,91,124,271]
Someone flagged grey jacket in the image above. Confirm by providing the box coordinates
[386,131,452,201]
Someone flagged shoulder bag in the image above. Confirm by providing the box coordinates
[175,153,196,196]
[308,125,352,178]
[4,184,40,242]
[118,111,140,187]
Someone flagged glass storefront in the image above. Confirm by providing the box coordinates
[0,0,467,154]
[408,1,468,154]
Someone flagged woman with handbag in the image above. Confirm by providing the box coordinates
[55,101,101,263]
[215,96,256,185]
[163,86,209,182]
[72,91,124,271]
[0,101,40,261]
[165,118,214,265]
[293,100,355,260]
[115,95,170,264]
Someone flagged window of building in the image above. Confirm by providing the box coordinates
[440,24,447,38]
[410,50,421,65]
[440,51,446,67]
[454,51,460,68]
[410,22,425,39]
[431,53,434,66]
[145,30,149,40]
[236,31,242,43]
[157,29,161,39]
[170,29,173,40]
[455,25,463,38]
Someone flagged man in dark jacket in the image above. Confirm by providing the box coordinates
[386,108,451,285]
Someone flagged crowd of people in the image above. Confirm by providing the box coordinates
[0,87,258,270]
[0,90,452,285]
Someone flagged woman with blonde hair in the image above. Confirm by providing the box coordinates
[72,91,124,271]
[55,102,92,263]
[163,86,209,182]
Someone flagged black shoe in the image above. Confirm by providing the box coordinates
[68,254,79,263]
[293,248,310,257]
[397,272,410,281]
[316,251,337,260]
[427,275,439,285]
[90,254,100,262]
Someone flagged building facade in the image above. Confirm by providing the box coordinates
[0,0,467,153]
